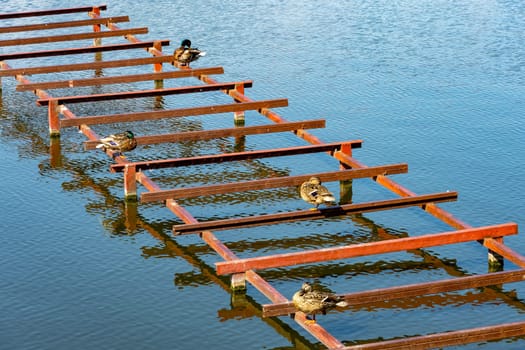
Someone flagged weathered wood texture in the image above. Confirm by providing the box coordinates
[1,40,169,60]
[110,141,363,172]
[147,164,408,203]
[0,27,149,47]
[173,191,456,234]
[16,67,224,91]
[36,81,253,105]
[0,5,107,19]
[263,269,525,317]
[215,223,517,275]
[65,99,289,127]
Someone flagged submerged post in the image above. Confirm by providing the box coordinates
[488,237,504,272]
[231,273,247,292]
[339,142,353,204]
[233,83,245,126]
[47,99,60,136]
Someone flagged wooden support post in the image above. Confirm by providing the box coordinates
[123,164,137,201]
[47,99,60,136]
[49,135,62,168]
[233,83,245,126]
[153,41,163,73]
[92,6,102,46]
[488,237,505,272]
[124,200,138,233]
[230,273,247,293]
[339,142,354,204]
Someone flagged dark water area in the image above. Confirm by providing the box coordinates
[1,1,524,349]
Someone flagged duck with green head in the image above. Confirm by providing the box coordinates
[96,130,137,153]
[292,282,348,323]
[173,39,206,66]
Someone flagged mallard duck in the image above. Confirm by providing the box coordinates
[300,176,336,208]
[292,282,348,323]
[173,39,206,66]
[96,130,137,153]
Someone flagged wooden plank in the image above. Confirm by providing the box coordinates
[173,192,458,235]
[146,163,408,203]
[110,140,363,172]
[342,320,525,350]
[62,99,289,127]
[263,269,525,317]
[0,55,173,77]
[0,16,129,34]
[16,67,224,91]
[36,81,253,105]
[0,27,149,47]
[1,40,169,60]
[215,223,517,275]
[85,119,322,150]
[0,5,107,19]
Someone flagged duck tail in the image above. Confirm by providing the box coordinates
[198,51,207,57]
[95,143,105,149]
[336,300,348,308]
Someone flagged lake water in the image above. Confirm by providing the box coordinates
[1,1,525,349]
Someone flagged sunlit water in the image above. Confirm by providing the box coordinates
[1,1,524,349]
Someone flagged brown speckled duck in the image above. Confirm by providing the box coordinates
[300,176,337,209]
[96,130,137,153]
[292,282,348,323]
[173,39,206,66]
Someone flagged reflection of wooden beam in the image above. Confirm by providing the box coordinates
[111,140,362,172]
[37,81,253,105]
[0,5,107,19]
[263,269,525,317]
[148,163,408,203]
[16,67,224,91]
[64,99,289,127]
[173,192,457,234]
[0,27,149,47]
[342,321,525,350]
[1,40,168,60]
[0,16,130,34]
[216,223,517,275]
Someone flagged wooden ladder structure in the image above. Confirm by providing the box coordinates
[2,5,525,349]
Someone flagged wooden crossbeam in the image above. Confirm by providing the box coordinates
[0,27,149,47]
[0,16,130,34]
[62,99,289,127]
[110,140,363,173]
[84,119,322,149]
[0,40,169,61]
[16,67,224,91]
[147,163,407,203]
[342,320,525,350]
[173,191,457,235]
[215,222,517,275]
[36,81,253,106]
[263,269,525,317]
[0,5,107,19]
[0,55,173,77]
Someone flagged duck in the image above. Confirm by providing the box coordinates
[96,130,137,153]
[300,176,337,209]
[292,282,348,323]
[173,39,206,66]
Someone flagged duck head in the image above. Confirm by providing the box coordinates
[180,39,192,48]
[125,130,135,139]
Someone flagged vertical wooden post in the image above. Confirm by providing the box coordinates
[124,164,138,201]
[153,41,163,73]
[339,142,353,204]
[488,237,504,272]
[92,7,102,47]
[124,199,138,233]
[233,83,245,126]
[231,272,247,292]
[48,99,60,137]
[49,135,62,168]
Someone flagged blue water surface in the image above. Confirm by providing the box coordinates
[1,1,524,349]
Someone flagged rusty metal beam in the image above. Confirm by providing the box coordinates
[63,99,289,128]
[0,27,149,47]
[0,5,107,19]
[0,40,169,60]
[110,140,363,172]
[263,269,525,317]
[16,67,224,91]
[215,223,517,275]
[0,55,173,77]
[342,320,525,350]
[0,16,129,34]
[173,191,457,235]
[147,163,408,203]
[36,81,253,106]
